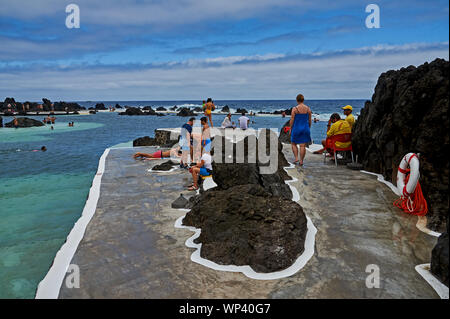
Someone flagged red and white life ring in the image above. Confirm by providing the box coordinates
[396,153,420,196]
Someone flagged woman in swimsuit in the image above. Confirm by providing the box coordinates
[289,94,312,166]
[133,148,181,160]
[203,98,215,128]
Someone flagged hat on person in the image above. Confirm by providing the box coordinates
[342,105,353,111]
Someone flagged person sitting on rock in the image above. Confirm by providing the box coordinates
[221,113,235,129]
[133,148,182,160]
[188,151,213,191]
[314,113,351,159]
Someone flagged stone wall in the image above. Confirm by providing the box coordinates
[352,58,449,230]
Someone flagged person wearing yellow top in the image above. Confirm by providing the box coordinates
[314,113,352,157]
[326,114,352,149]
[203,97,215,127]
[342,105,355,130]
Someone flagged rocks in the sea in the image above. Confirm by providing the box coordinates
[89,110,97,114]
[177,107,195,117]
[221,105,230,113]
[171,194,189,209]
[115,104,122,109]
[152,160,177,171]
[193,107,203,112]
[119,107,144,116]
[170,106,178,111]
[0,97,84,113]
[133,130,178,147]
[119,106,163,116]
[5,117,45,128]
[156,107,167,111]
[236,108,248,114]
[352,58,449,230]
[95,103,107,110]
[182,184,308,273]
[273,108,292,115]
[431,229,449,287]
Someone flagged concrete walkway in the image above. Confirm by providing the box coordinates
[57,146,439,298]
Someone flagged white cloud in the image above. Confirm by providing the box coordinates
[0,43,448,101]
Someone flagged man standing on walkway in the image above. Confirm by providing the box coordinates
[180,117,195,168]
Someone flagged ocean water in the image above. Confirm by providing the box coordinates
[0,99,364,298]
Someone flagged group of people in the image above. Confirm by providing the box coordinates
[288,94,355,166]
[43,116,56,124]
[133,116,213,191]
[221,112,251,130]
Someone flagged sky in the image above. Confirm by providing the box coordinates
[0,0,448,101]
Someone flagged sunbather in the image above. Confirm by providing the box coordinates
[133,148,181,160]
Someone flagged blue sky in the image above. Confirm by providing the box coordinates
[0,0,448,101]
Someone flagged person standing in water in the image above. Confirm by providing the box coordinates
[289,94,312,166]
[203,98,215,128]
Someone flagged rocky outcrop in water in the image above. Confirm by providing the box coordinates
[95,103,107,110]
[1,97,84,113]
[183,184,307,273]
[5,117,45,128]
[133,130,178,147]
[431,228,449,287]
[182,129,307,273]
[221,105,230,113]
[156,107,167,111]
[352,58,449,230]
[177,107,195,117]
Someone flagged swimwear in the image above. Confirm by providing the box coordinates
[290,107,311,144]
[199,167,212,176]
[202,139,212,152]
[151,150,163,158]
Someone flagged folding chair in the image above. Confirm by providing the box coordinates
[323,133,354,166]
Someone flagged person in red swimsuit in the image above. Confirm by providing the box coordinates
[133,148,181,160]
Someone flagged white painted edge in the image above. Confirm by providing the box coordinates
[174,155,317,280]
[360,170,441,238]
[35,148,110,299]
[415,264,449,299]
[174,214,316,280]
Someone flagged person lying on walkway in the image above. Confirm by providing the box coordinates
[342,105,355,130]
[133,148,181,160]
[314,113,351,159]
[221,113,235,129]
[187,151,213,191]
[289,94,312,166]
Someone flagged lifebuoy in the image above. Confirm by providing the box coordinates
[396,153,420,196]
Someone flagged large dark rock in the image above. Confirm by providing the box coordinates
[152,160,177,171]
[431,222,449,287]
[352,58,449,230]
[182,184,307,273]
[119,107,144,116]
[236,108,248,114]
[279,120,291,144]
[5,117,45,128]
[211,130,292,200]
[156,107,167,111]
[221,105,230,113]
[133,130,178,147]
[95,103,107,110]
[177,107,195,117]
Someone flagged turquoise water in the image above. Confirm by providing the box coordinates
[0,100,364,298]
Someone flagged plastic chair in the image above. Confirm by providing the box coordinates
[325,133,354,166]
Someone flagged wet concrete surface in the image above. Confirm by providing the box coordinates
[59,145,439,298]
